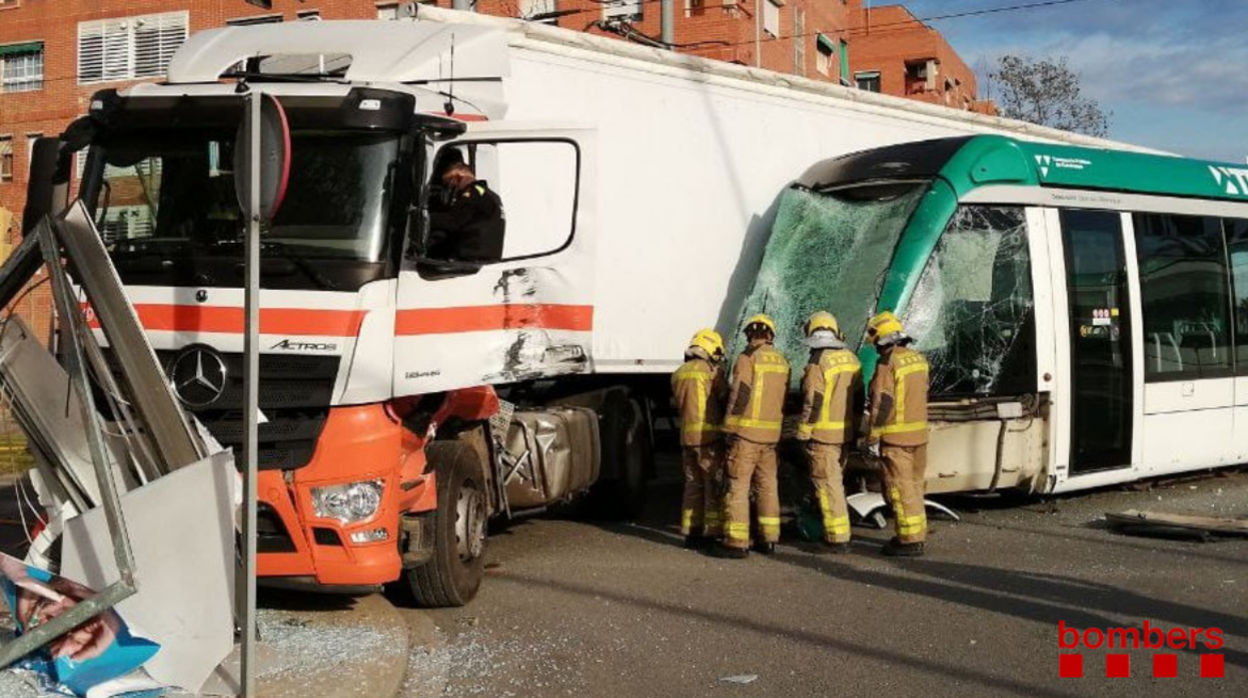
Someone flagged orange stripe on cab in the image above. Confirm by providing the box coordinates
[91,304,368,337]
[396,304,593,335]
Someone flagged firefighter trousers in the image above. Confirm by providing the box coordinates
[722,437,780,549]
[881,444,928,544]
[806,442,850,544]
[681,443,723,537]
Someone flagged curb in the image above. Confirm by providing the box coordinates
[258,593,412,698]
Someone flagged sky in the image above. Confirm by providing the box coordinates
[885,0,1248,163]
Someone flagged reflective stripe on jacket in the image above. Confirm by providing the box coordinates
[672,357,728,446]
[797,348,861,444]
[724,341,790,444]
[868,346,929,446]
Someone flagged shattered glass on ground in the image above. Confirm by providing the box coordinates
[903,206,1036,397]
[733,184,927,385]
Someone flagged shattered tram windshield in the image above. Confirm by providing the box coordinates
[902,205,1037,397]
[735,181,928,383]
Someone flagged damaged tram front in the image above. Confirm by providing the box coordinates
[739,134,1248,496]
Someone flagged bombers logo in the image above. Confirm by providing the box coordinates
[1210,165,1248,197]
[1058,621,1225,679]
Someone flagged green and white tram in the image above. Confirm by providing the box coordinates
[742,134,1248,495]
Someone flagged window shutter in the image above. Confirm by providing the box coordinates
[135,12,187,78]
[78,22,105,82]
[102,20,131,82]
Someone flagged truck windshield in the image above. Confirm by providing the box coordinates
[735,181,928,379]
[90,129,399,291]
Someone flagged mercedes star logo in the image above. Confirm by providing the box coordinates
[169,347,228,408]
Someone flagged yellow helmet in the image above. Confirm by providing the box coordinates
[743,314,777,337]
[866,311,906,346]
[804,311,840,338]
[687,328,725,361]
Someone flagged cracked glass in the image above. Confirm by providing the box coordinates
[735,182,928,385]
[903,205,1036,398]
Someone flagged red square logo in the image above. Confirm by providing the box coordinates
[1106,654,1130,678]
[1201,654,1225,678]
[1059,654,1084,678]
[1153,654,1178,678]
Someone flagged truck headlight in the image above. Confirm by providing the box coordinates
[311,480,384,523]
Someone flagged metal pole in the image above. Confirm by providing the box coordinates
[661,0,674,46]
[240,90,261,698]
[754,0,761,67]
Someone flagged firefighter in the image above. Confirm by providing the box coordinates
[426,163,506,263]
[712,314,790,559]
[863,311,930,557]
[795,311,861,554]
[672,328,729,548]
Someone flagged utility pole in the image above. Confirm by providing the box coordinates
[661,0,674,46]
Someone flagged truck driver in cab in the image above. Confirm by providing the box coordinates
[426,162,506,263]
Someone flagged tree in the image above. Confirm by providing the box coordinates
[988,55,1111,138]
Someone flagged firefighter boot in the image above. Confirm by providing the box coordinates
[882,537,925,557]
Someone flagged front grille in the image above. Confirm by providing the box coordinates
[155,350,341,471]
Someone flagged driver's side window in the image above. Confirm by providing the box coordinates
[420,139,578,275]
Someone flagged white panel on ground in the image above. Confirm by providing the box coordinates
[60,452,237,694]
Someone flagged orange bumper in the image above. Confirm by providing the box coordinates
[257,403,433,587]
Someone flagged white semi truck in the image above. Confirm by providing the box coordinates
[26,7,1141,605]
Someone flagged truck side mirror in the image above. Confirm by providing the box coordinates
[23,137,71,235]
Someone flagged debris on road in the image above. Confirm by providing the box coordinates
[718,674,759,685]
[1105,509,1248,541]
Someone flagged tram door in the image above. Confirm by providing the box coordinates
[1060,209,1134,473]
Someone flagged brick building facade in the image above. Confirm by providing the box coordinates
[846,2,995,114]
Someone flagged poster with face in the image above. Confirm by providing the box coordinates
[0,553,161,697]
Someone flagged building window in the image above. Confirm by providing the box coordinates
[1,42,43,93]
[78,12,189,84]
[297,10,321,20]
[792,9,805,77]
[763,0,781,38]
[521,0,559,24]
[225,14,283,26]
[0,137,12,182]
[838,40,849,85]
[815,33,834,76]
[603,0,642,21]
[1136,213,1232,380]
[25,132,41,178]
[856,71,880,92]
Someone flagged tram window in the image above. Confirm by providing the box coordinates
[1134,213,1232,381]
[1225,219,1248,373]
[904,205,1035,397]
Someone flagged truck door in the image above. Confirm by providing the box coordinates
[394,122,596,395]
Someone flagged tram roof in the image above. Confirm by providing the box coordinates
[799,135,1248,205]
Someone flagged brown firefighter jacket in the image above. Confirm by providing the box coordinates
[671,357,729,447]
[797,348,862,445]
[867,345,930,447]
[724,341,790,444]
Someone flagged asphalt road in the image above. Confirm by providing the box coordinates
[401,457,1248,698]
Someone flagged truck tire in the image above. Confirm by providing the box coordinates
[595,394,652,520]
[407,441,487,607]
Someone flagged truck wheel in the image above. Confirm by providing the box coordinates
[407,441,487,607]
[596,395,651,520]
